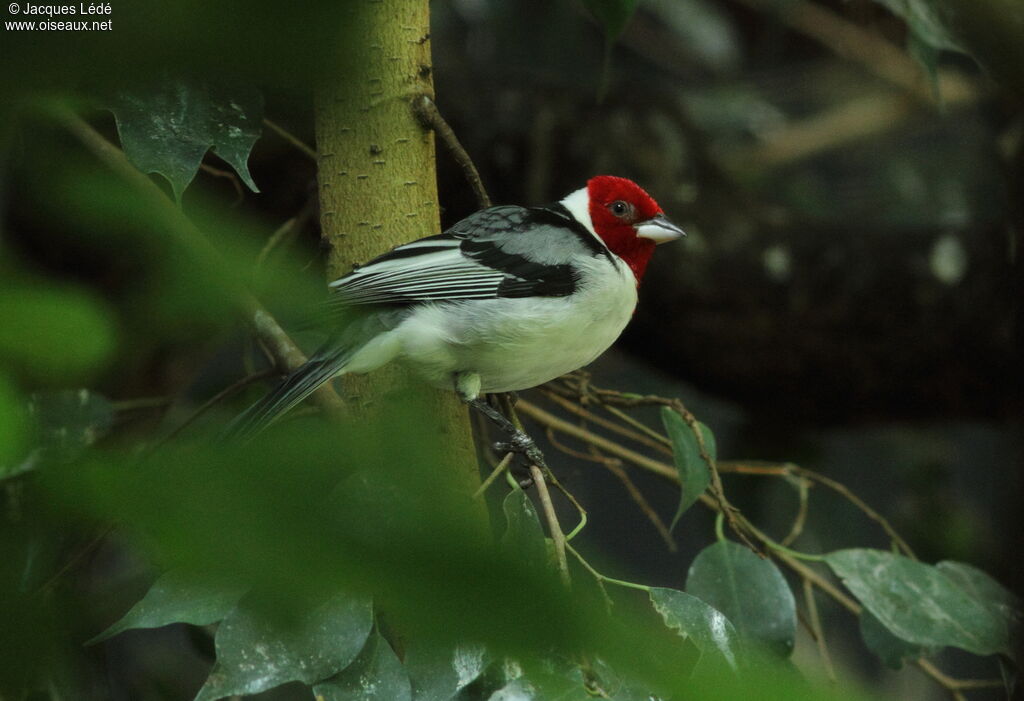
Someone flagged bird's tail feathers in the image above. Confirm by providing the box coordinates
[222,348,351,442]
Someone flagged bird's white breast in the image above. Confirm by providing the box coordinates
[389,255,638,393]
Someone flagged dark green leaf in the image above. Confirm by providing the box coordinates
[405,642,489,701]
[29,389,114,463]
[660,408,714,531]
[825,549,1013,658]
[650,587,741,669]
[859,610,937,669]
[0,284,115,380]
[314,633,411,701]
[501,489,548,570]
[685,541,796,656]
[194,592,373,700]
[89,570,247,644]
[108,77,262,201]
[936,560,1022,662]
[583,0,640,39]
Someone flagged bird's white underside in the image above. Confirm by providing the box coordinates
[342,252,637,396]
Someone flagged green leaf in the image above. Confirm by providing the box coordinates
[685,541,796,656]
[650,587,741,669]
[108,76,262,201]
[29,389,114,463]
[501,489,548,569]
[936,560,1022,662]
[859,610,938,670]
[0,284,115,380]
[660,408,714,531]
[89,570,247,644]
[405,642,489,701]
[583,0,640,39]
[313,632,412,701]
[825,549,1015,658]
[194,592,373,701]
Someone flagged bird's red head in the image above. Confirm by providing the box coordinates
[586,176,684,283]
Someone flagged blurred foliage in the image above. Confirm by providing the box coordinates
[0,0,1021,699]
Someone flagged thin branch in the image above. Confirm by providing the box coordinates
[156,369,278,446]
[256,198,317,271]
[263,117,317,160]
[517,400,676,480]
[473,453,514,499]
[803,579,837,682]
[531,465,571,588]
[58,108,342,412]
[781,476,810,546]
[603,460,677,552]
[199,163,244,204]
[541,389,672,455]
[412,95,491,209]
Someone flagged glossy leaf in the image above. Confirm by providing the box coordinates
[660,408,715,531]
[314,632,412,701]
[650,587,741,669]
[826,549,1014,658]
[859,610,937,670]
[194,592,373,700]
[936,560,1022,662]
[89,570,247,644]
[108,76,262,201]
[685,541,796,656]
[405,642,489,701]
[583,0,640,39]
[501,489,547,570]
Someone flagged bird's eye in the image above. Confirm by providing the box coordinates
[609,200,632,218]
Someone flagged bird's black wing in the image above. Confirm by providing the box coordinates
[327,205,607,307]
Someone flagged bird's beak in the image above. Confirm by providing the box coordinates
[636,213,686,244]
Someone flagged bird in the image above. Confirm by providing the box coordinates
[226,175,685,461]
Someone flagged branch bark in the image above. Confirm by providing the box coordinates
[313,0,480,497]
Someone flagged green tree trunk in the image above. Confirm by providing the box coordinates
[314,0,481,497]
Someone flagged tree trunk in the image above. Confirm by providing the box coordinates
[313,0,481,497]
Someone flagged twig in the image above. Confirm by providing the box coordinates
[57,108,342,413]
[531,465,571,588]
[781,476,810,546]
[914,659,1005,694]
[473,453,513,499]
[412,95,491,209]
[111,397,173,412]
[603,460,677,552]
[262,117,317,160]
[541,390,671,454]
[803,579,837,682]
[256,199,317,271]
[793,466,916,559]
[156,368,278,446]
[517,400,676,480]
[199,163,244,204]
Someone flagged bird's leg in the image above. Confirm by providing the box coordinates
[455,373,546,484]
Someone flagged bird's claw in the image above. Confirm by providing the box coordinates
[494,430,547,469]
